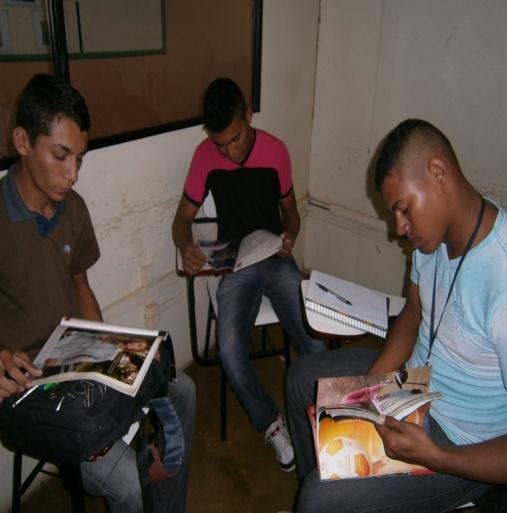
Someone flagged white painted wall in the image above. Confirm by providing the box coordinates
[306,0,507,294]
[0,1,321,510]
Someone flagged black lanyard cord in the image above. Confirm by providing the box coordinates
[426,197,486,365]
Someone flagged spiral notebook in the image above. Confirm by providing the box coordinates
[305,270,389,338]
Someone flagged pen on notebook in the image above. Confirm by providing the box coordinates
[316,282,353,306]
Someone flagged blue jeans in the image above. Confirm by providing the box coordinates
[286,349,490,513]
[81,372,195,513]
[217,255,326,432]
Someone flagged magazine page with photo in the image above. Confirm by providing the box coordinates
[197,229,282,272]
[32,318,166,396]
[310,367,442,480]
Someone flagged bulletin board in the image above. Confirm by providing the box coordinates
[0,0,262,163]
[72,0,260,144]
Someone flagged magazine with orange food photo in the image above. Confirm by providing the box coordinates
[309,366,441,481]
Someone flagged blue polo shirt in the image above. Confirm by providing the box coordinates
[1,165,65,236]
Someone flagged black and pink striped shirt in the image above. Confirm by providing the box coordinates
[184,129,293,242]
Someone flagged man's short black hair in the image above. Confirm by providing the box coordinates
[374,119,455,191]
[15,73,90,144]
[203,78,247,133]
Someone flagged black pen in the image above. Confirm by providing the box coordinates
[316,282,353,306]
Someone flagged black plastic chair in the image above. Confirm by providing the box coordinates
[11,449,85,513]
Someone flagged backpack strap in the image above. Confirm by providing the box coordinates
[147,396,185,481]
[136,393,186,513]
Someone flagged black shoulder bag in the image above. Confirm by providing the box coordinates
[0,334,182,470]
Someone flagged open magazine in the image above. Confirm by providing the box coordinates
[310,367,441,480]
[32,317,167,397]
[198,229,282,272]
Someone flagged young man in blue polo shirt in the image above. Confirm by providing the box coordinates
[0,74,195,513]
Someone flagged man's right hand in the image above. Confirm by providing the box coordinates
[181,240,207,275]
[0,348,42,402]
[172,196,207,275]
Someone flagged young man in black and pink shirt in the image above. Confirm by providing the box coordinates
[172,78,325,471]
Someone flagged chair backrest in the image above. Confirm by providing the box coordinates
[199,191,279,325]
[192,192,218,242]
[202,192,217,218]
[207,276,279,327]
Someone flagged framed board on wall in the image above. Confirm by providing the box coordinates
[0,0,262,166]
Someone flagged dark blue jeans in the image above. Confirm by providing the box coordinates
[81,372,195,513]
[286,349,490,513]
[217,255,326,432]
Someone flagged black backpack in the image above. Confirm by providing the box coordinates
[0,335,180,466]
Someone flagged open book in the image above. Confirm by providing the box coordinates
[311,366,441,481]
[305,270,390,338]
[198,229,282,272]
[32,318,167,397]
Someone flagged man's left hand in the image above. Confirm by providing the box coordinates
[278,232,295,257]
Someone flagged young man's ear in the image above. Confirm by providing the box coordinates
[12,127,31,156]
[245,107,253,125]
[427,156,447,188]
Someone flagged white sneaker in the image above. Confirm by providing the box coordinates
[265,414,295,472]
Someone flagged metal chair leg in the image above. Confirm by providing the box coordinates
[12,449,23,513]
[220,366,227,441]
[12,453,46,512]
[261,325,268,351]
[283,330,291,367]
[204,301,215,360]
[11,451,85,513]
[62,463,85,513]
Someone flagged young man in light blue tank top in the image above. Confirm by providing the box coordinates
[286,119,507,513]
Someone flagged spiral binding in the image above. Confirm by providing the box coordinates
[305,298,387,338]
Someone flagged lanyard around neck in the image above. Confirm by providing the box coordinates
[426,197,486,365]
